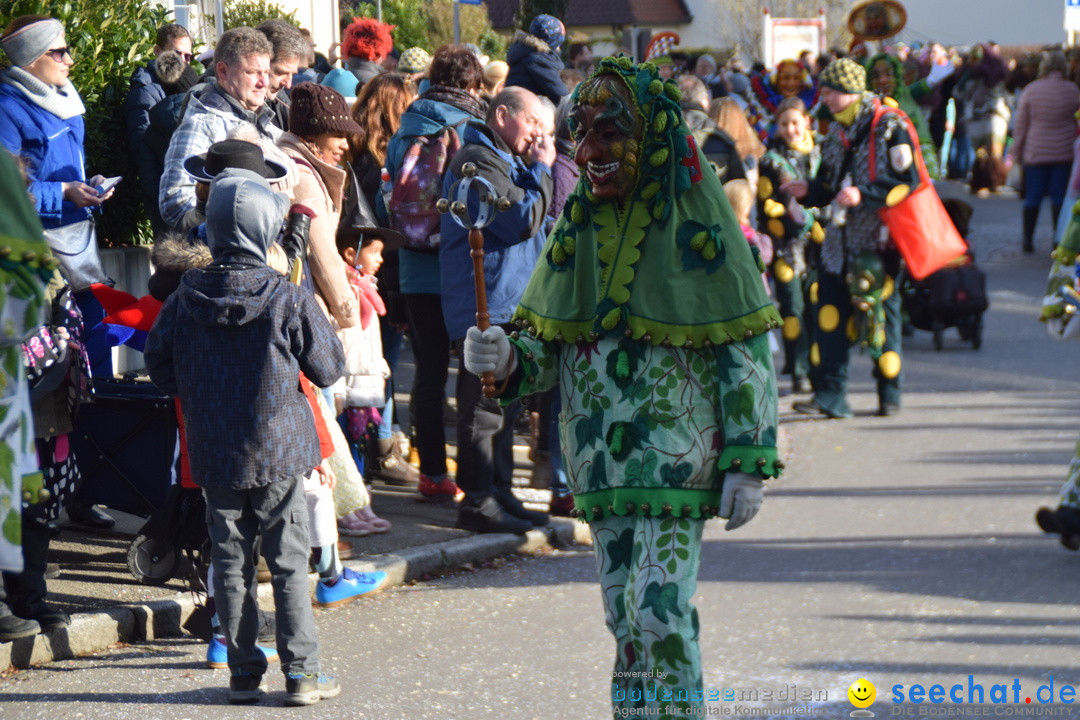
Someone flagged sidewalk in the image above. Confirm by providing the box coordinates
[1,342,592,671]
[1,479,591,671]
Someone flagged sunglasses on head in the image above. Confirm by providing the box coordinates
[45,47,70,62]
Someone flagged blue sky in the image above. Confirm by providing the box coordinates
[894,0,1067,46]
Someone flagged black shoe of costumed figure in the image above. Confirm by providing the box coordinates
[1035,506,1080,550]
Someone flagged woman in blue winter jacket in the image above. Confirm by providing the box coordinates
[0,14,116,381]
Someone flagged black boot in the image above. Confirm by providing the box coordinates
[456,496,533,534]
[1035,506,1080,550]
[1051,203,1063,242]
[0,614,40,642]
[1022,206,1039,253]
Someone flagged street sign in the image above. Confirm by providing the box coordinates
[457,0,484,4]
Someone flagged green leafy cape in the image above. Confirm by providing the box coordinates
[513,57,781,347]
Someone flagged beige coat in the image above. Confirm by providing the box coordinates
[278,132,359,329]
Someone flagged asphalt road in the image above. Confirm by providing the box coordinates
[2,183,1079,720]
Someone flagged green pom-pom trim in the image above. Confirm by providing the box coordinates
[570,202,584,224]
[649,148,669,166]
[641,181,661,200]
[690,231,708,251]
[653,111,668,133]
[552,244,567,265]
[664,82,682,101]
[648,79,663,96]
[601,306,623,330]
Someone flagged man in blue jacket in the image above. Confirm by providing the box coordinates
[440,86,555,533]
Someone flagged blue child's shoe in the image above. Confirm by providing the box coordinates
[315,568,387,608]
[206,636,280,669]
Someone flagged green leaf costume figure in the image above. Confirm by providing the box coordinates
[0,149,55,572]
[462,58,782,717]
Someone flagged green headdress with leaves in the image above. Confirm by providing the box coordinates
[513,56,781,347]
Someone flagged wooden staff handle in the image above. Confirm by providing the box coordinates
[468,226,496,397]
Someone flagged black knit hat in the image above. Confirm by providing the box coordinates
[289,82,362,137]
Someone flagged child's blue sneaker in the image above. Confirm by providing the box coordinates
[206,636,280,669]
[315,568,387,608]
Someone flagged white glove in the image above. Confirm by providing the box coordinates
[719,472,764,531]
[463,325,515,379]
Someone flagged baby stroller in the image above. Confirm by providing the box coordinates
[900,198,989,350]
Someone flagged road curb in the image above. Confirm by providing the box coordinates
[0,518,589,670]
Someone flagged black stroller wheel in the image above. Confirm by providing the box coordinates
[127,533,180,585]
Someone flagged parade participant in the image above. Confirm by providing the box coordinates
[865,52,950,179]
[785,58,920,419]
[463,57,782,716]
[1035,198,1080,548]
[757,96,825,393]
[750,58,818,127]
[0,148,67,640]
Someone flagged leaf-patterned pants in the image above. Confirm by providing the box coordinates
[591,514,705,718]
[1056,436,1080,509]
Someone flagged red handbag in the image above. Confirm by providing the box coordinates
[868,101,967,280]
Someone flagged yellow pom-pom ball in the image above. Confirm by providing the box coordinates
[757,176,774,200]
[818,304,840,333]
[767,218,786,239]
[846,316,858,342]
[763,198,786,218]
[881,276,894,299]
[809,342,821,366]
[810,222,825,244]
[690,231,708,251]
[885,184,910,207]
[782,316,801,341]
[648,79,663,96]
[878,350,901,379]
[774,258,795,284]
[809,281,819,305]
[642,181,661,200]
[702,243,717,260]
[650,148,669,166]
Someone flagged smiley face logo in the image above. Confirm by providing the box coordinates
[848,678,876,708]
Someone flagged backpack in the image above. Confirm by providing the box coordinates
[387,120,467,252]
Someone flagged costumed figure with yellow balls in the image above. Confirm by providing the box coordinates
[462,57,782,717]
[1034,203,1080,549]
[784,58,921,418]
[757,95,827,394]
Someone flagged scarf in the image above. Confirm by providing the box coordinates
[832,95,863,127]
[513,57,780,348]
[346,265,385,330]
[787,129,815,156]
[421,84,487,120]
[0,66,85,120]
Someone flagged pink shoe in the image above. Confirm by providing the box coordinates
[338,511,374,537]
[357,506,391,533]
